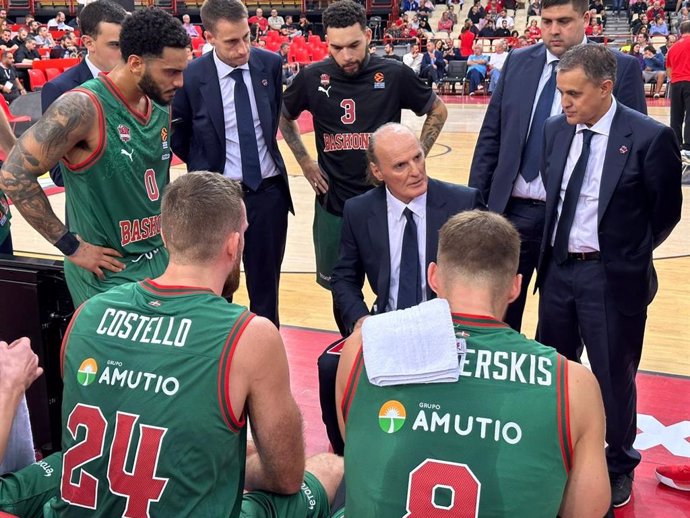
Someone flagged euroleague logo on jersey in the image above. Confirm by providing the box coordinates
[117,124,131,143]
[77,358,99,386]
[161,127,169,150]
[379,400,406,434]
[373,72,385,90]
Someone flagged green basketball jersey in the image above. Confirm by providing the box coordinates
[0,193,10,244]
[55,279,254,517]
[342,314,571,518]
[61,75,171,258]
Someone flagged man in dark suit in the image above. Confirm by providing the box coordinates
[469,0,647,332]
[320,123,484,454]
[41,0,128,187]
[420,41,446,87]
[171,0,292,327]
[537,44,682,508]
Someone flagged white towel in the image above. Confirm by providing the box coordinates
[0,395,35,475]
[362,298,459,387]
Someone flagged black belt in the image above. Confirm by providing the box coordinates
[509,197,545,207]
[566,251,601,261]
[242,175,283,193]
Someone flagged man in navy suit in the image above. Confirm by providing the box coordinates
[537,44,682,507]
[420,41,446,87]
[171,0,292,327]
[469,0,647,332]
[41,0,127,188]
[320,124,484,454]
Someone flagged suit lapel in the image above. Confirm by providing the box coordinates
[519,44,548,142]
[545,122,576,240]
[598,106,632,223]
[368,187,391,312]
[198,54,225,149]
[248,51,272,141]
[425,180,446,299]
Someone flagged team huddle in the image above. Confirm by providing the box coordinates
[0,0,684,516]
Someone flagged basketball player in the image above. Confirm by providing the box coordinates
[0,8,189,305]
[53,172,342,516]
[279,0,447,334]
[334,210,610,518]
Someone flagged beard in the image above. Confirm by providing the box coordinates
[138,70,169,106]
[222,257,242,298]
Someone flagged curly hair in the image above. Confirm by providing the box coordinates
[79,0,127,38]
[322,0,366,30]
[120,7,190,60]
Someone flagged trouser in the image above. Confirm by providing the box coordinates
[467,69,485,93]
[670,81,690,151]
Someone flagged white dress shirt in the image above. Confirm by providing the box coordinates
[385,189,428,312]
[213,51,278,182]
[84,55,103,79]
[512,35,587,201]
[551,97,617,253]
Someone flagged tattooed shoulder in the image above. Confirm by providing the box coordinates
[33,91,96,153]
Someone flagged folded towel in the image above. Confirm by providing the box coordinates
[362,298,459,387]
[0,395,35,475]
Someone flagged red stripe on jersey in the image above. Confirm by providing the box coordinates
[341,346,364,423]
[556,355,571,474]
[99,74,152,125]
[451,313,510,328]
[140,279,214,296]
[61,89,106,172]
[60,303,86,379]
[218,311,254,432]
[564,358,574,468]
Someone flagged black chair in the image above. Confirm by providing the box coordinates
[439,60,468,95]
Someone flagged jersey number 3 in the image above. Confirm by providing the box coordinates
[340,99,356,125]
[404,459,481,517]
[61,403,169,517]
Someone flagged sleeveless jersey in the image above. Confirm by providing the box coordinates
[55,279,253,517]
[342,314,571,518]
[282,55,434,215]
[61,75,170,258]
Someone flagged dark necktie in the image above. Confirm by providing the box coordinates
[397,208,422,310]
[229,69,262,191]
[521,61,558,182]
[552,129,595,265]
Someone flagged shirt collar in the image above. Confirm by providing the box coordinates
[213,50,250,79]
[386,187,427,220]
[546,34,587,65]
[84,54,102,79]
[576,97,617,138]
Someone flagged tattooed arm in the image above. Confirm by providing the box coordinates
[279,114,328,194]
[420,97,448,157]
[0,109,15,155]
[0,91,124,277]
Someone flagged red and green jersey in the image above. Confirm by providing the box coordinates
[0,193,9,245]
[342,314,571,518]
[55,279,253,517]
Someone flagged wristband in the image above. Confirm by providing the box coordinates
[55,231,80,256]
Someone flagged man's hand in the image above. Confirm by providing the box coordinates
[0,338,43,396]
[67,237,125,279]
[302,160,329,195]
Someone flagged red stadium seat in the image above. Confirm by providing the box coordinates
[0,96,31,131]
[45,68,61,81]
[28,69,46,90]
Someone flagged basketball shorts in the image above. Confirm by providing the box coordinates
[65,246,169,306]
[0,453,62,518]
[241,471,331,518]
[313,200,343,291]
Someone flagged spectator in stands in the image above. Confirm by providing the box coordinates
[277,42,297,85]
[591,20,606,41]
[28,20,40,38]
[647,0,666,20]
[642,44,667,96]
[469,2,484,24]
[0,30,17,53]
[448,5,459,24]
[403,42,423,74]
[420,0,436,13]
[630,41,645,69]
[660,33,676,54]
[382,42,402,61]
[0,9,9,24]
[418,17,434,35]
[632,13,650,34]
[34,26,55,48]
[268,9,285,31]
[438,10,454,32]
[496,8,515,29]
[479,18,497,36]
[442,37,461,60]
[590,0,607,26]
[0,52,25,103]
[0,20,6,33]
[460,19,477,56]
[467,42,489,94]
[528,0,542,16]
[298,13,312,35]
[410,14,421,30]
[181,14,201,37]
[496,18,512,36]
[629,0,648,23]
[528,18,542,38]
[47,11,74,32]
[14,37,40,90]
[677,8,690,30]
[10,27,29,49]
[650,14,670,34]
[420,40,446,87]
[409,0,421,11]
[488,38,507,92]
[637,30,651,43]
[248,8,268,34]
[50,32,78,59]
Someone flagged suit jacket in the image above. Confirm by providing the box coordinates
[536,103,682,315]
[469,42,648,214]
[171,48,293,212]
[420,50,446,75]
[331,178,485,331]
[41,59,94,187]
